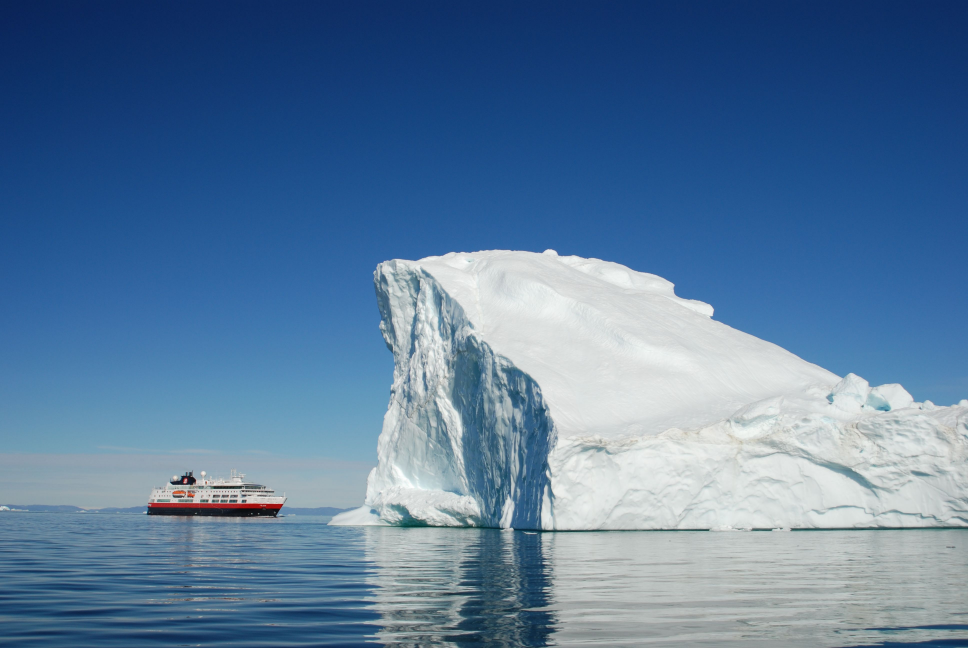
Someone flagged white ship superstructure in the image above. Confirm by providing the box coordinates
[148,470,286,517]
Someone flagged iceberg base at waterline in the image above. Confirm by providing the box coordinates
[331,250,968,530]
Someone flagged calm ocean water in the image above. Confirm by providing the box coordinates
[0,514,966,647]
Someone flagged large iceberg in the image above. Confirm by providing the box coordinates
[332,250,968,530]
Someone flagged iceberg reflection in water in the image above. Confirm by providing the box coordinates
[364,527,555,646]
[361,527,968,647]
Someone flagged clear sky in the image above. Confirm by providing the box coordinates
[1,2,966,507]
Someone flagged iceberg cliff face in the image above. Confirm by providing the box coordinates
[362,259,555,529]
[332,250,968,530]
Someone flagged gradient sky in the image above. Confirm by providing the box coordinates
[1,2,966,507]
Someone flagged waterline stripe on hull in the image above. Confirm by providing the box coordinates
[148,507,282,517]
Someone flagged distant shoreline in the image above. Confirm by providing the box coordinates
[1,505,353,516]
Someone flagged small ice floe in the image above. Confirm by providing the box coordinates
[772,527,792,532]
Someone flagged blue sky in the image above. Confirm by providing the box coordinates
[1,2,966,507]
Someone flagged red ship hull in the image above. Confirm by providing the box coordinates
[147,502,283,517]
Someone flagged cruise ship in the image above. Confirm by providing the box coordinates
[147,470,286,516]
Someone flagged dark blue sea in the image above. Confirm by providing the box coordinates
[1,514,966,647]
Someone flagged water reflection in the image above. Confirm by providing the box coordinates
[2,516,965,647]
[363,528,968,647]
[364,528,555,646]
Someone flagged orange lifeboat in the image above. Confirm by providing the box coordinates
[172,490,186,498]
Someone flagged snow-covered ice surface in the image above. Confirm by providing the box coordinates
[331,250,968,530]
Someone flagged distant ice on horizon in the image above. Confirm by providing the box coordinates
[332,250,968,530]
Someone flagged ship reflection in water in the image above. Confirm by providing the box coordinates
[361,526,968,647]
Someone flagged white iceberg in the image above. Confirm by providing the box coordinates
[331,250,968,530]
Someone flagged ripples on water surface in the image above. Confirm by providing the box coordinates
[1,515,966,647]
